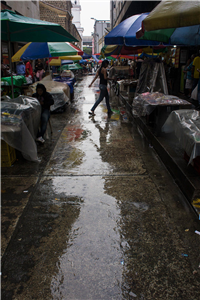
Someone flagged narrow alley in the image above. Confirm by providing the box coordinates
[2,76,200,300]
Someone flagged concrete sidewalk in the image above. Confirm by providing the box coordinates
[2,76,200,300]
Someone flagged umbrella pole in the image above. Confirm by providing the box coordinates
[48,58,51,77]
[8,41,14,98]
[7,21,14,98]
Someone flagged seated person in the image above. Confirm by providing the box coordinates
[32,83,54,143]
[16,61,26,76]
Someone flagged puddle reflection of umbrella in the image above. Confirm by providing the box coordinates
[1,9,78,97]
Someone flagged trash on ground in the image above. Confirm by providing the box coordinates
[129,291,137,297]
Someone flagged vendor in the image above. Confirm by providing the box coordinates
[25,59,34,83]
[35,59,45,81]
[32,83,54,144]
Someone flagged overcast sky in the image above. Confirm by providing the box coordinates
[80,0,110,36]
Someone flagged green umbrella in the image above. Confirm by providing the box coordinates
[59,63,83,71]
[1,9,78,42]
[1,9,78,97]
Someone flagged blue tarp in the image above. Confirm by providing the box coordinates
[53,77,76,94]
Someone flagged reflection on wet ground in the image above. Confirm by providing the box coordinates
[2,76,200,300]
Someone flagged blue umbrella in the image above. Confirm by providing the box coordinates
[79,59,87,64]
[105,13,160,46]
[82,53,92,59]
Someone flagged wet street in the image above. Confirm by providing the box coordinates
[2,75,200,300]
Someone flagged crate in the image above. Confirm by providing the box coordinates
[1,140,16,167]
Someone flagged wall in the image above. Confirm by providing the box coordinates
[5,0,40,19]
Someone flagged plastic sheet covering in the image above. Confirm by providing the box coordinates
[1,96,41,162]
[162,109,200,164]
[108,66,130,80]
[132,92,190,117]
[53,74,76,94]
[31,75,70,112]
[135,58,168,95]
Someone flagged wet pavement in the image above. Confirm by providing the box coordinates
[1,76,200,299]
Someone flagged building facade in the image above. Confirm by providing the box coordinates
[1,0,40,64]
[39,0,82,48]
[83,36,92,55]
[1,0,40,18]
[110,1,160,30]
[71,0,84,49]
[92,20,110,54]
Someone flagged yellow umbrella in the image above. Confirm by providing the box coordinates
[12,42,31,62]
[143,1,200,31]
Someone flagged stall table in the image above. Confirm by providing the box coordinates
[162,109,200,171]
[1,96,41,162]
[132,92,192,135]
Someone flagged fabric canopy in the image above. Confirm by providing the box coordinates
[12,42,79,62]
[104,13,160,46]
[137,25,200,46]
[68,43,83,56]
[142,1,200,32]
[1,9,78,42]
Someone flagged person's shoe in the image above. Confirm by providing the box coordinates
[36,136,45,143]
[107,110,113,117]
[88,111,95,116]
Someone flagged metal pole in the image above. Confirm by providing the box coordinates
[7,20,14,98]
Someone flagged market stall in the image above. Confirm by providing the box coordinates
[162,109,200,171]
[1,75,28,98]
[108,66,137,104]
[31,75,70,112]
[132,92,192,135]
[1,95,41,162]
[53,70,76,102]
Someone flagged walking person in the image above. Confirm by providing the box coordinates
[88,60,114,117]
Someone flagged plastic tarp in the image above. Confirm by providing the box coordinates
[142,1,200,32]
[1,95,41,161]
[135,58,168,95]
[1,75,27,87]
[31,75,70,112]
[132,92,191,117]
[162,109,200,164]
[53,74,76,94]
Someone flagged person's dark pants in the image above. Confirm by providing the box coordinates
[37,109,50,138]
[91,84,112,113]
[198,89,200,106]
[192,78,199,91]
